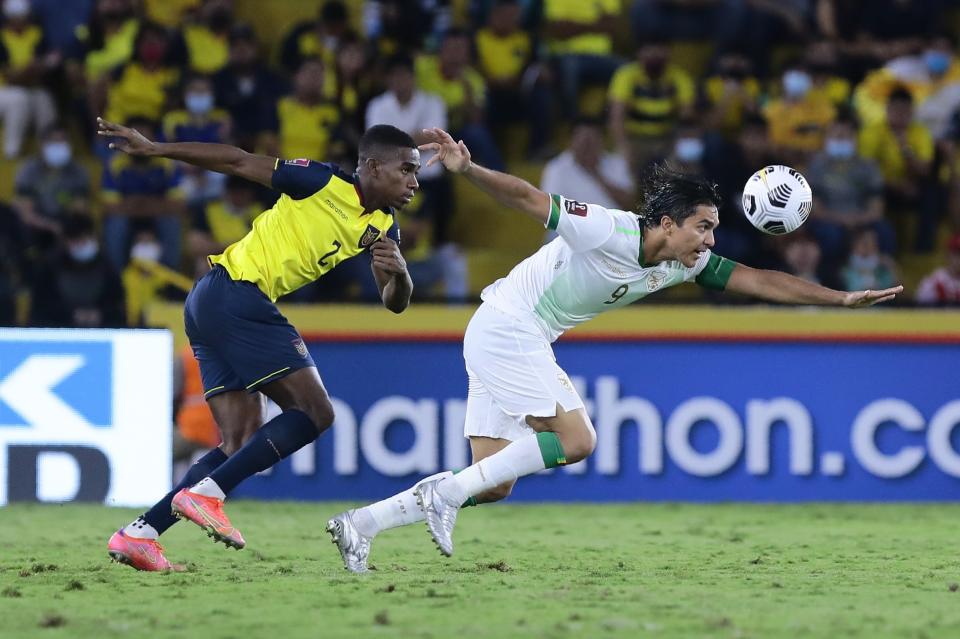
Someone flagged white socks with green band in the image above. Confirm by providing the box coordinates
[435,432,566,505]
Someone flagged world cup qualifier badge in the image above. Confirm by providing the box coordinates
[284,158,311,167]
[564,199,588,217]
[292,338,308,358]
[358,224,381,248]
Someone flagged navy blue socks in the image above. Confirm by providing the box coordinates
[142,447,228,534]
[206,409,319,494]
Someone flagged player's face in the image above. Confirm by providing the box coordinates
[670,205,718,267]
[375,148,421,209]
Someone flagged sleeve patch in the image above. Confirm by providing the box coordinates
[564,199,588,217]
[284,158,311,167]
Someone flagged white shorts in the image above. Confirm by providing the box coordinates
[462,303,584,442]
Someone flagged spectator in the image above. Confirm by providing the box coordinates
[74,0,138,81]
[330,33,373,163]
[701,52,761,140]
[662,118,708,177]
[182,0,234,75]
[763,64,836,165]
[363,0,450,55]
[609,38,695,172]
[280,0,349,75]
[274,58,343,163]
[629,0,744,52]
[187,175,260,277]
[806,113,894,260]
[915,233,960,305]
[805,40,851,109]
[702,115,779,265]
[0,0,59,158]
[13,124,91,254]
[476,0,552,159]
[366,54,451,242]
[211,23,285,153]
[858,87,936,251]
[779,232,829,286]
[840,225,899,292]
[30,213,125,327]
[540,118,634,212]
[28,0,94,56]
[101,117,186,270]
[544,0,621,119]
[417,29,503,171]
[163,74,232,205]
[97,21,181,127]
[142,0,201,28]
[736,0,812,77]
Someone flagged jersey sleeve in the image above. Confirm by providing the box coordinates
[545,193,616,252]
[271,158,334,200]
[386,220,401,244]
[693,252,737,290]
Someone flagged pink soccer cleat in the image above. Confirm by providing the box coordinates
[171,488,246,549]
[107,529,183,572]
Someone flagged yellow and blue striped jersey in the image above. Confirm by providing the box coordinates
[209,159,400,302]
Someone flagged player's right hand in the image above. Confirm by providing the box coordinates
[419,128,471,173]
[96,117,158,156]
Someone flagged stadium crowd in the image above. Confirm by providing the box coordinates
[1,0,960,332]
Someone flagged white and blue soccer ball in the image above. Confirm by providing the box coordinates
[741,164,813,235]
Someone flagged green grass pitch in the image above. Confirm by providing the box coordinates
[2,501,959,638]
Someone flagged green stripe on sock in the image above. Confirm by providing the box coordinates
[536,431,566,468]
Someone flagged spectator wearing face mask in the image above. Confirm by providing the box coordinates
[163,74,232,205]
[0,0,60,158]
[30,213,125,328]
[841,226,899,294]
[806,112,894,261]
[101,117,187,271]
[763,64,836,165]
[663,118,707,176]
[13,124,90,255]
[211,23,285,154]
[608,38,695,172]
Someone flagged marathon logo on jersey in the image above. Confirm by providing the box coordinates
[564,199,589,217]
[284,158,311,167]
[358,224,381,249]
[292,338,309,359]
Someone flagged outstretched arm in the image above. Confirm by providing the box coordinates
[419,127,550,224]
[97,117,276,189]
[726,263,902,307]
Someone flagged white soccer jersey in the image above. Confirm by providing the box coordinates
[481,193,735,342]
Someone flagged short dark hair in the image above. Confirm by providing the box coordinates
[63,214,95,240]
[320,0,348,24]
[636,163,722,228]
[385,53,414,74]
[888,86,913,105]
[359,125,416,161]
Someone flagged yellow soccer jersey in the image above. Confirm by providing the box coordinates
[209,159,400,301]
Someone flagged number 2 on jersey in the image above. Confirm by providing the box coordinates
[603,284,629,304]
[318,240,342,266]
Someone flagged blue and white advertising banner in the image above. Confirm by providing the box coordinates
[235,339,960,502]
[0,329,172,506]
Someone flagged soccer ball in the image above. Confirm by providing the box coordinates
[741,165,813,235]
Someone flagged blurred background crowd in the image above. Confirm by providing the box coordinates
[2,0,960,334]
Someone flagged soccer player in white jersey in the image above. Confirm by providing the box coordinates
[327,128,903,572]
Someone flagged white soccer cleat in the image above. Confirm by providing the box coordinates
[326,510,372,574]
[415,479,461,557]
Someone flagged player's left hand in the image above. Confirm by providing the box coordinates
[96,117,157,156]
[371,238,407,275]
[842,285,903,308]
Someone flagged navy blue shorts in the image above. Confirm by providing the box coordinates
[184,265,315,399]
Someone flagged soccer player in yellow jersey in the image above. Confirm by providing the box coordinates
[98,116,419,571]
